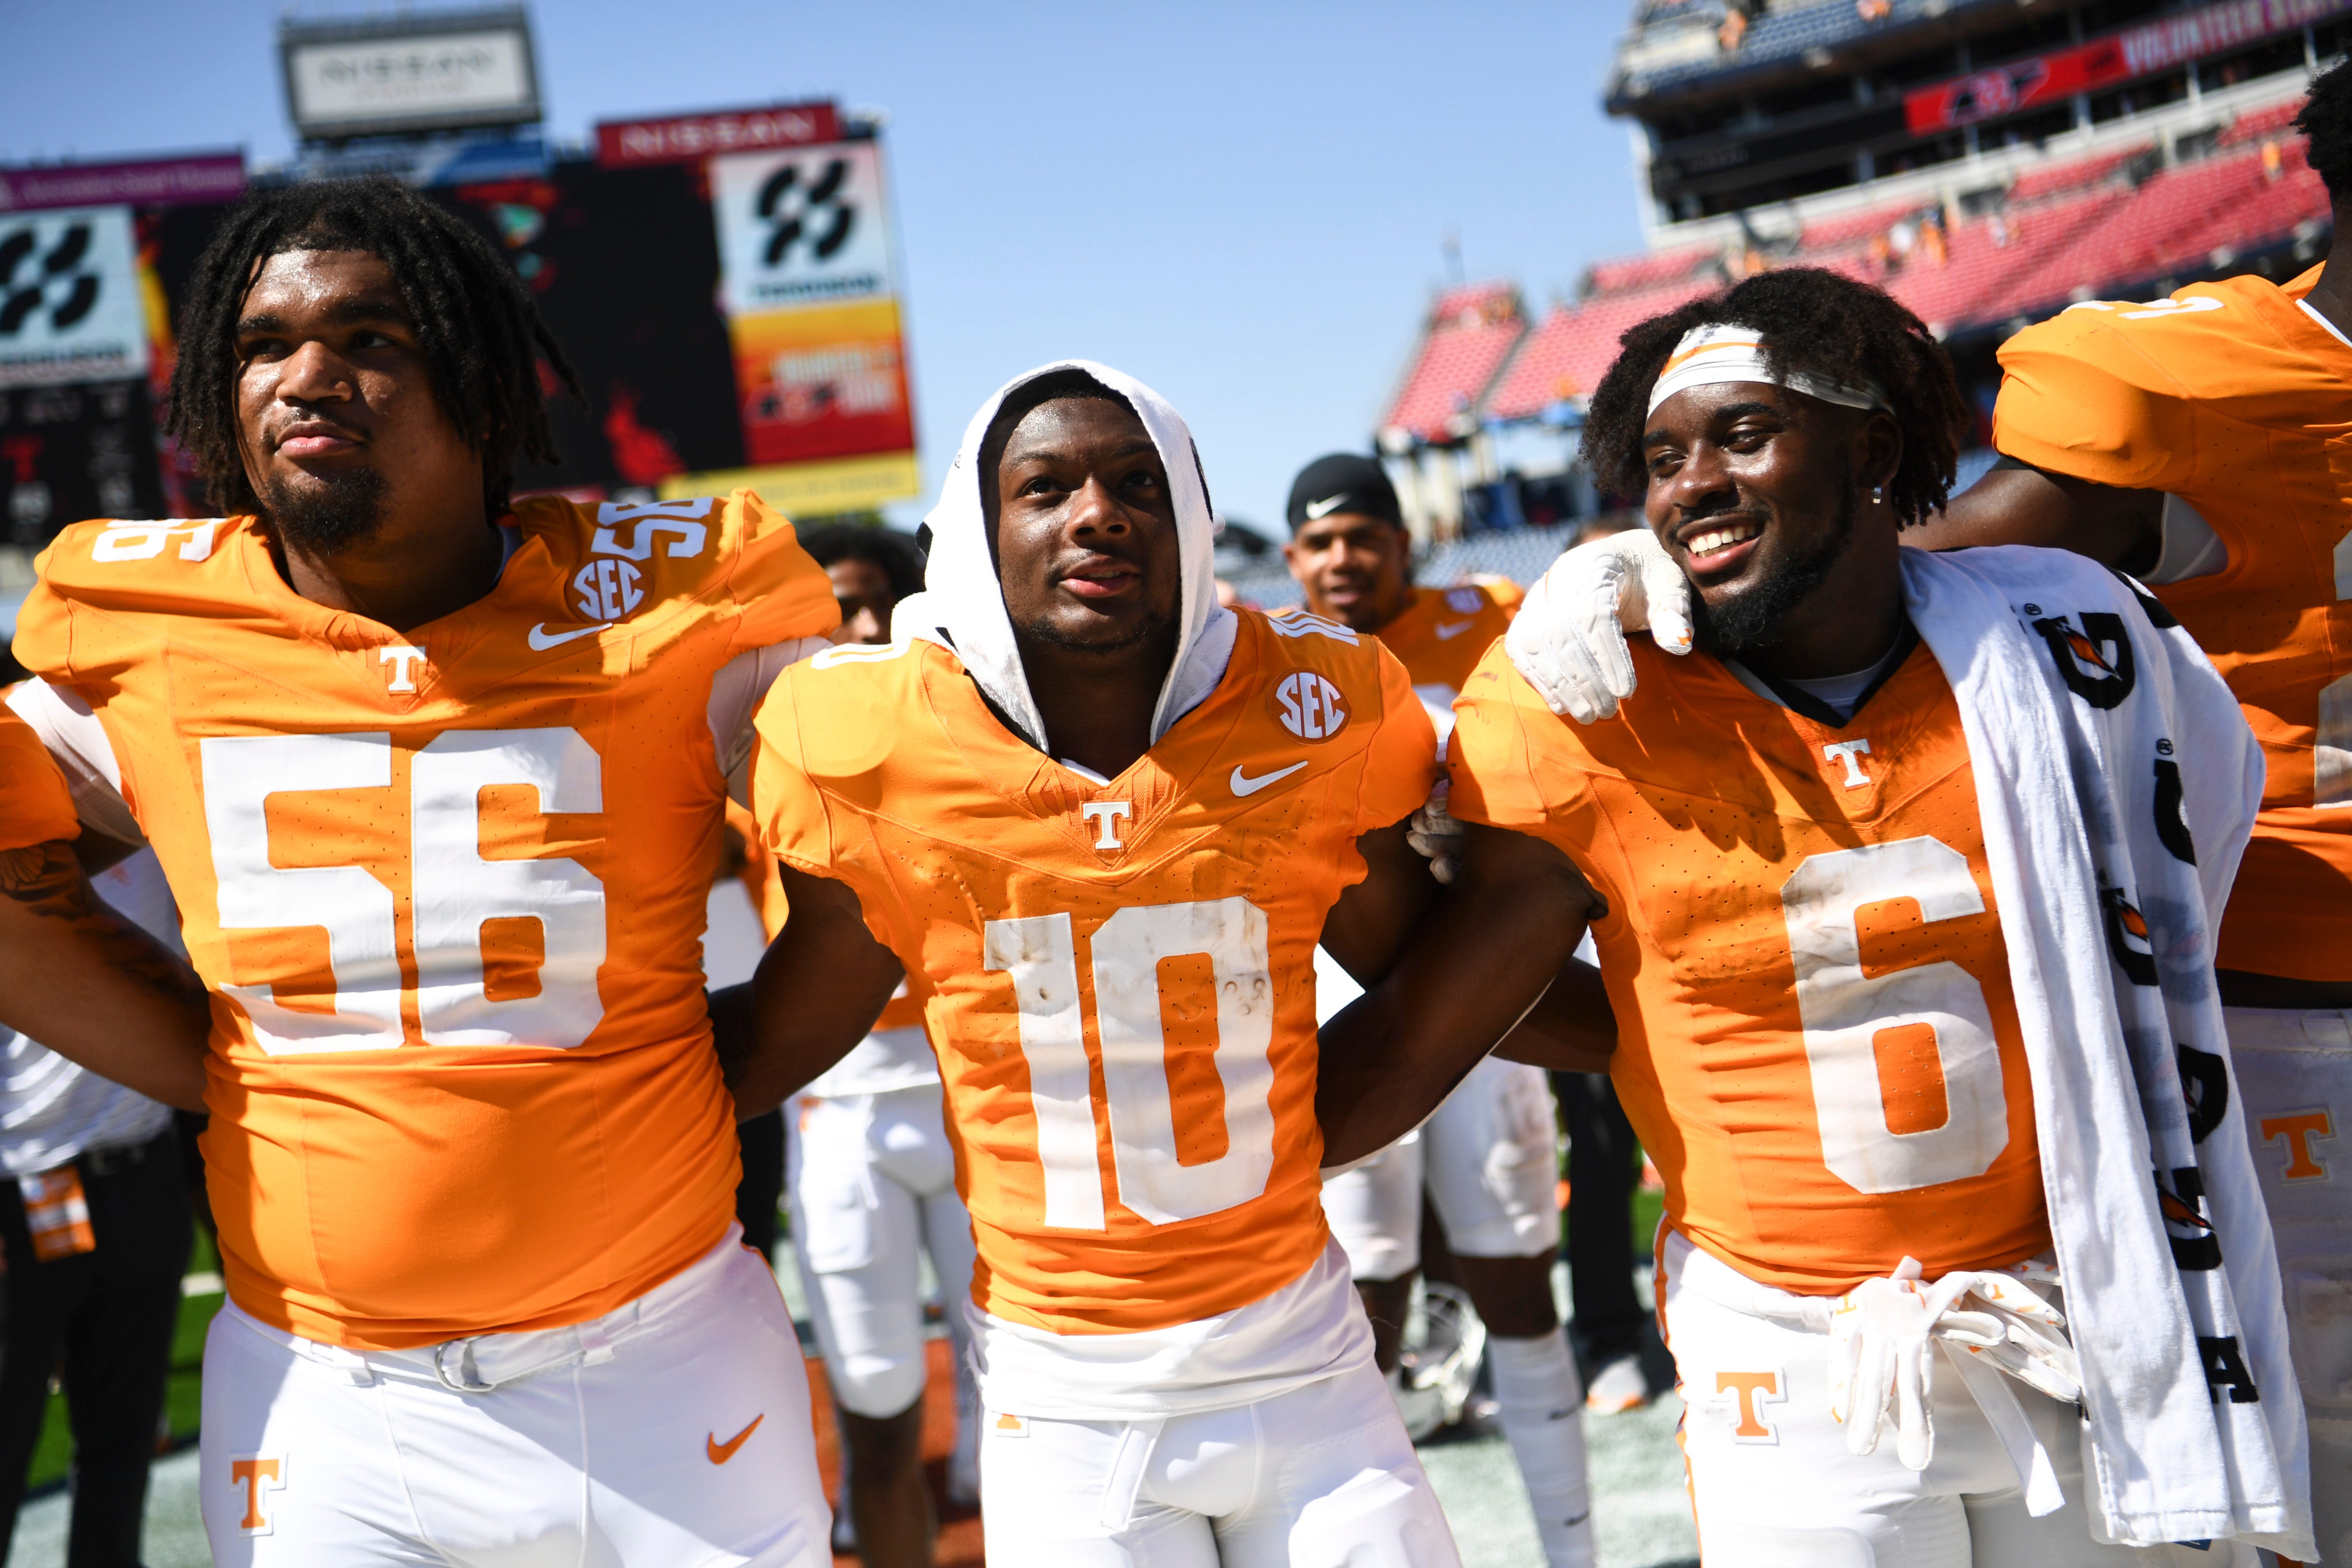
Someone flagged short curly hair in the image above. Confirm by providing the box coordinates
[1579,267,1966,528]
[167,176,580,518]
[2296,57,2352,196]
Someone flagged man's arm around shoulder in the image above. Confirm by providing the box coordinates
[711,863,905,1121]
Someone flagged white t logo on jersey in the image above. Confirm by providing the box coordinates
[1081,800,1133,850]
[1823,738,1873,788]
[379,645,427,694]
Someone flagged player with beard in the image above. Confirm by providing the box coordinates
[1281,455,1594,1567]
[1505,76,2352,1563]
[5,178,841,1566]
[728,362,1474,1565]
[1320,269,2312,1563]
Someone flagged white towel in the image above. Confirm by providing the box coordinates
[890,359,1236,751]
[1903,544,2313,1560]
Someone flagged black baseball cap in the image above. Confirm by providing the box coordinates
[1285,453,1402,534]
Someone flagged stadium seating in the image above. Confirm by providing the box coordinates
[1404,113,2329,437]
[1383,283,1530,441]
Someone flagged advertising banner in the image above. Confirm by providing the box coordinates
[0,155,244,215]
[1905,0,2351,133]
[281,11,540,141]
[0,206,150,390]
[708,141,917,484]
[596,103,840,170]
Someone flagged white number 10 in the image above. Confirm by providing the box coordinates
[984,896,1279,1230]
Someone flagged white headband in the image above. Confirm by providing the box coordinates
[1647,324,1886,418]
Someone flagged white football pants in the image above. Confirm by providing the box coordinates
[976,1358,1460,1567]
[199,1229,828,1567]
[1660,1231,2257,1567]
[1321,1056,1560,1280]
[2228,1004,2352,1568]
[788,1085,978,1421]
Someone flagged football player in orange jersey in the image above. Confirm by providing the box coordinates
[4,179,841,1567]
[1282,453,1595,1568]
[732,362,1468,1565]
[0,709,210,1111]
[1505,71,2352,1564]
[1331,270,2313,1564]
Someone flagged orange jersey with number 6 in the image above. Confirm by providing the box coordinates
[0,708,77,852]
[751,610,1437,1334]
[1995,270,2352,980]
[1448,638,2050,1295]
[11,493,837,1348]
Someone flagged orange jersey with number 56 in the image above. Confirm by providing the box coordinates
[11,493,838,1348]
[0,708,77,851]
[1448,638,2050,1295]
[751,610,1437,1334]
[1995,270,2352,980]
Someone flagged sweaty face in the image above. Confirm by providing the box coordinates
[1283,512,1410,632]
[232,248,474,553]
[1640,382,1867,653]
[827,558,898,645]
[992,397,1181,655]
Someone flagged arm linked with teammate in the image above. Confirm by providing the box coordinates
[0,838,210,1111]
[1316,820,1602,1168]
[1900,461,2160,570]
[712,861,905,1121]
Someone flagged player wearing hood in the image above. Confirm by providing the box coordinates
[731,363,1467,1565]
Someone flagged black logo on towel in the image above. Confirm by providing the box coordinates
[2102,886,2160,986]
[2157,1166,2223,1271]
[2033,611,2136,709]
[2178,1044,2229,1144]
[2199,1335,2261,1405]
[2152,757,2197,865]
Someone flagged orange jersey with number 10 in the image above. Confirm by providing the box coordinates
[751,610,1437,1334]
[1448,638,2050,1295]
[12,493,837,1348]
[1995,269,2352,980]
[0,709,77,852]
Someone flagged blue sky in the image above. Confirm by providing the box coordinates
[3,0,1649,532]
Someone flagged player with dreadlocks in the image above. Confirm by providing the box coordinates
[5,176,845,1565]
[1325,265,2313,1562]
[1516,71,2352,1565]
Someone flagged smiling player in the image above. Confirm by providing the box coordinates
[6,178,840,1567]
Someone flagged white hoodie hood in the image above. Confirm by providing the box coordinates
[890,359,1238,754]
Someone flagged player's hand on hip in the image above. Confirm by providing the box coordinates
[1506,528,1693,723]
[1405,779,1463,884]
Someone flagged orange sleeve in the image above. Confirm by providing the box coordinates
[1356,643,1440,832]
[0,708,78,852]
[1991,310,2206,492]
[1446,641,1604,853]
[722,490,843,650]
[748,670,837,879]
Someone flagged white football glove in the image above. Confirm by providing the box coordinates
[1505,528,1694,723]
[1406,779,1464,885]
[1828,1260,2081,1473]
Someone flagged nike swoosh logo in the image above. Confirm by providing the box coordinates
[1433,620,1476,640]
[706,1414,763,1465]
[1230,761,1308,797]
[1304,495,1347,519]
[528,622,610,651]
